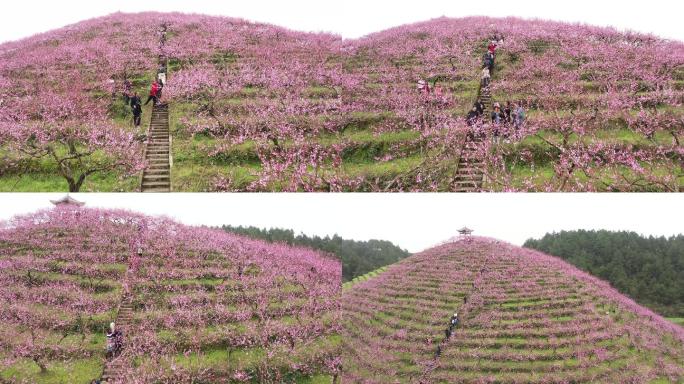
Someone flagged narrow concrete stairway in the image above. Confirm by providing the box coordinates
[454,84,489,192]
[100,296,133,383]
[141,103,171,192]
[453,138,485,191]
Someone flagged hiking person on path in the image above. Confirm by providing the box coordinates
[484,51,495,71]
[466,107,479,127]
[481,66,491,88]
[514,102,526,129]
[491,105,502,142]
[474,100,485,116]
[488,40,497,55]
[504,101,513,126]
[156,76,164,100]
[113,327,123,356]
[130,92,142,128]
[451,313,459,328]
[106,322,116,358]
[144,80,159,106]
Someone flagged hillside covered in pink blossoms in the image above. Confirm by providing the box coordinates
[0,13,682,191]
[341,237,684,383]
[0,206,341,383]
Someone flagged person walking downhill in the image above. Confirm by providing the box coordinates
[488,40,498,56]
[483,51,495,72]
[144,80,159,106]
[466,106,479,127]
[106,322,116,358]
[130,92,142,128]
[156,72,165,100]
[113,326,123,356]
[481,66,491,88]
[474,100,485,116]
[491,104,503,142]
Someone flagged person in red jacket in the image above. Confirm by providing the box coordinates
[488,40,497,55]
[144,80,159,106]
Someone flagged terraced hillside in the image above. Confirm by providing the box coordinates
[2,13,682,191]
[0,206,341,383]
[341,237,684,383]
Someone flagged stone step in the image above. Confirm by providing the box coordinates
[458,168,482,173]
[453,182,481,188]
[143,174,170,181]
[142,181,171,188]
[455,175,482,182]
[145,166,169,171]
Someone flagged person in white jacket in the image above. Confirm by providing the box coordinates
[481,67,491,87]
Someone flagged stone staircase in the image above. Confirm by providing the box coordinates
[453,53,495,192]
[100,295,133,383]
[453,86,489,192]
[141,103,171,192]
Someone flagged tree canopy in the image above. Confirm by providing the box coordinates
[221,225,410,282]
[524,230,684,317]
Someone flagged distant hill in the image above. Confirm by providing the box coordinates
[341,237,684,382]
[524,230,684,317]
[0,207,341,383]
[221,225,410,282]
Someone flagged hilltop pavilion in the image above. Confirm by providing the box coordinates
[50,195,85,207]
[458,227,474,236]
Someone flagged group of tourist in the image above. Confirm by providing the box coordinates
[121,57,167,128]
[417,78,445,98]
[435,312,461,358]
[491,101,525,126]
[465,36,526,139]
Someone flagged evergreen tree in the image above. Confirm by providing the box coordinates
[525,230,684,317]
[222,225,410,282]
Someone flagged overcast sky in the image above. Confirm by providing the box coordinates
[0,193,681,253]
[1,0,683,44]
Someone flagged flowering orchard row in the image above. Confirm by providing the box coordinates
[0,207,341,383]
[341,237,684,383]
